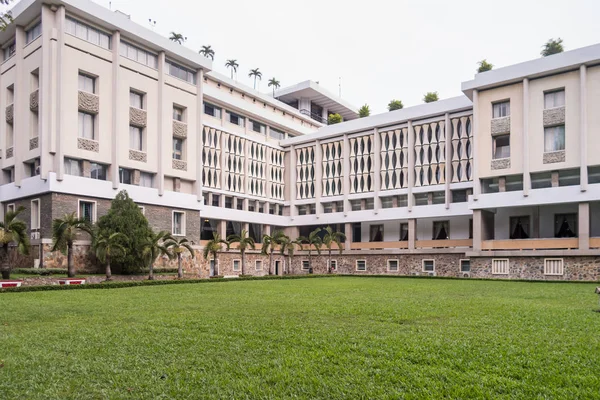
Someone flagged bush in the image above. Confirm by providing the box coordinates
[12,268,68,276]
[327,113,342,125]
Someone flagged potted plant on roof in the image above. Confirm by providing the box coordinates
[0,206,29,287]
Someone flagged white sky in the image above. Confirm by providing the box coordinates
[91,0,600,114]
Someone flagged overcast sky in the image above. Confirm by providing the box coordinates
[90,0,600,114]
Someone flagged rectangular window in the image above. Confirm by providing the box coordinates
[493,134,510,159]
[66,17,111,49]
[544,125,565,152]
[356,260,367,271]
[172,211,185,236]
[351,200,362,211]
[492,259,509,275]
[554,213,577,238]
[365,199,375,210]
[329,260,337,271]
[250,120,266,134]
[130,91,143,109]
[422,260,435,272]
[387,259,399,272]
[78,73,96,93]
[64,158,82,176]
[269,204,275,215]
[78,200,96,223]
[26,22,42,44]
[414,193,428,206]
[7,203,15,213]
[492,101,510,118]
[369,224,384,242]
[323,203,333,214]
[236,199,244,210]
[90,163,106,180]
[3,167,14,183]
[352,223,361,243]
[166,61,196,84]
[452,190,467,203]
[270,128,285,140]
[30,199,40,230]
[433,221,449,240]
[212,195,220,207]
[544,90,565,109]
[400,223,409,241]
[3,41,15,60]
[544,259,564,276]
[120,41,158,69]
[460,259,471,272]
[78,112,95,139]
[248,203,255,212]
[227,111,245,127]
[255,260,263,271]
[129,126,143,151]
[381,197,393,209]
[173,138,183,160]
[225,196,233,209]
[509,216,530,239]
[139,172,153,188]
[173,106,184,122]
[119,168,132,184]
[302,260,310,271]
[204,102,222,119]
[233,260,241,272]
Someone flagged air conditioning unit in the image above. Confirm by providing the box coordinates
[411,272,419,276]
[427,272,436,277]
[462,272,471,278]
[30,231,40,240]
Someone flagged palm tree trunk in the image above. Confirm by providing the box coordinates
[214,251,219,276]
[328,249,332,274]
[148,259,155,280]
[269,250,273,275]
[67,242,75,278]
[1,244,10,279]
[177,254,183,279]
[241,250,246,276]
[105,256,112,281]
[308,250,312,274]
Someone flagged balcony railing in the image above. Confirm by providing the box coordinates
[349,239,472,250]
[588,238,600,249]
[299,109,327,124]
[481,238,579,251]
[350,241,409,250]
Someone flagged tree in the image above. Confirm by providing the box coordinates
[202,232,227,276]
[359,104,370,118]
[0,206,29,279]
[141,230,172,280]
[477,59,493,73]
[298,228,322,273]
[169,32,186,44]
[199,45,215,60]
[96,191,152,274]
[225,59,239,80]
[322,226,345,274]
[227,229,255,275]
[51,213,93,278]
[248,68,262,90]
[423,92,439,103]
[268,77,281,97]
[541,38,564,57]
[261,230,286,275]
[165,236,195,279]
[279,236,302,275]
[93,232,126,281]
[328,113,342,125]
[388,99,404,111]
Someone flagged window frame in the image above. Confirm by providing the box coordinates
[329,259,338,271]
[78,199,97,223]
[255,260,263,271]
[544,258,564,276]
[232,259,241,272]
[25,21,42,45]
[491,259,509,275]
[89,162,107,180]
[129,125,144,151]
[492,134,510,159]
[172,210,186,236]
[387,259,399,272]
[492,100,510,119]
[6,203,15,213]
[30,198,40,230]
[543,125,565,153]
[422,259,435,272]
[78,72,96,94]
[78,111,96,140]
[355,259,367,272]
[301,260,310,271]
[460,259,471,273]
[544,89,565,109]
[173,105,185,122]
[172,137,184,160]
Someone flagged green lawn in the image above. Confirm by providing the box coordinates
[1,277,599,399]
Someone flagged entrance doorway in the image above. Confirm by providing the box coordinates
[275,261,281,276]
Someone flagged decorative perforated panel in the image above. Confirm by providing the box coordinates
[269,148,285,201]
[380,128,408,190]
[349,134,374,193]
[296,146,315,199]
[450,115,473,183]
[414,121,445,187]
[248,142,266,197]
[322,140,343,197]
[202,126,221,189]
[224,133,245,193]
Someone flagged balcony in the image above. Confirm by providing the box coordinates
[299,109,327,125]
[349,239,472,251]
[481,238,579,251]
[350,241,408,250]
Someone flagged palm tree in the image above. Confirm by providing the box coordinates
[51,213,93,278]
[388,99,404,111]
[199,45,215,60]
[477,59,493,73]
[279,236,302,275]
[322,226,346,274]
[541,38,564,57]
[169,32,186,44]
[227,229,255,275]
[261,230,286,275]
[298,228,322,273]
[93,232,126,281]
[248,68,262,90]
[141,230,171,280]
[423,92,439,103]
[267,77,280,96]
[165,236,195,279]
[202,232,227,276]
[359,104,370,118]
[225,59,239,80]
[0,206,29,279]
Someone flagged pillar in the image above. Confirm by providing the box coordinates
[444,113,451,209]
[407,121,415,211]
[580,65,588,192]
[472,209,482,251]
[408,219,416,250]
[110,30,121,189]
[373,127,381,213]
[55,5,66,180]
[314,139,322,216]
[157,51,166,195]
[196,68,204,201]
[523,78,531,196]
[342,134,350,215]
[472,90,480,199]
[579,202,590,250]
[344,222,352,251]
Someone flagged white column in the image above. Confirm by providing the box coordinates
[289,145,297,219]
[314,139,323,217]
[373,127,381,213]
[580,65,588,192]
[579,202,590,250]
[39,4,54,180]
[407,121,415,211]
[110,30,121,189]
[55,5,66,180]
[322,107,328,123]
[444,113,451,209]
[157,51,166,195]
[13,25,25,187]
[196,68,204,202]
[342,134,350,215]
[472,89,480,199]
[472,209,482,251]
[523,78,531,196]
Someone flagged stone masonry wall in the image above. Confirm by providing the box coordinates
[471,256,600,281]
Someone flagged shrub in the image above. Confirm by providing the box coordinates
[327,113,342,125]
[12,268,68,275]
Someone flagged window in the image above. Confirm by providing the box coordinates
[79,200,96,223]
[544,90,565,109]
[356,260,367,271]
[351,200,362,211]
[226,111,245,127]
[255,260,263,271]
[270,128,285,140]
[387,259,399,272]
[236,199,243,210]
[432,192,445,205]
[173,106,184,122]
[509,216,530,239]
[225,197,233,209]
[544,125,565,152]
[381,197,393,209]
[167,61,196,84]
[433,221,449,240]
[400,223,409,241]
[269,204,275,215]
[212,195,220,207]
[28,162,39,177]
[172,211,185,236]
[302,260,310,271]
[492,259,509,275]
[352,223,361,243]
[7,85,14,104]
[78,112,95,139]
[329,260,337,271]
[119,42,158,69]
[138,206,145,216]
[64,158,82,176]
[397,195,408,207]
[248,203,255,212]
[323,203,333,214]
[544,259,564,276]
[492,101,510,118]
[233,260,241,272]
[129,126,143,151]
[66,17,111,49]
[78,73,95,93]
[26,22,42,44]
[30,199,40,230]
[422,260,435,272]
[6,203,15,213]
[452,190,467,203]
[554,213,577,238]
[139,172,153,188]
[204,102,222,119]
[119,168,132,184]
[365,199,374,210]
[250,120,266,134]
[369,225,383,242]
[3,167,14,183]
[90,163,107,180]
[173,138,183,160]
[493,134,510,159]
[460,259,471,272]
[130,91,143,109]
[3,41,15,60]
[414,193,428,206]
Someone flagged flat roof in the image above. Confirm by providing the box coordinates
[461,42,600,99]
[274,80,359,121]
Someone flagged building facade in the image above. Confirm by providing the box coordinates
[1,0,599,280]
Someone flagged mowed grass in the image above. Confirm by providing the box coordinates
[1,277,600,399]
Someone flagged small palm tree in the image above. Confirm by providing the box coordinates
[298,228,322,273]
[477,59,493,73]
[225,59,239,80]
[423,92,439,103]
[261,230,286,275]
[278,236,301,275]
[541,38,564,57]
[322,226,346,274]
[165,236,195,279]
[202,232,227,276]
[359,104,370,118]
[169,32,186,44]
[227,229,255,275]
[141,230,171,280]
[51,213,93,278]
[388,99,404,111]
[199,45,215,60]
[248,68,262,90]
[93,232,126,281]
[267,77,280,96]
[0,206,29,279]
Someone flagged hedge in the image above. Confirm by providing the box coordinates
[12,268,68,276]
